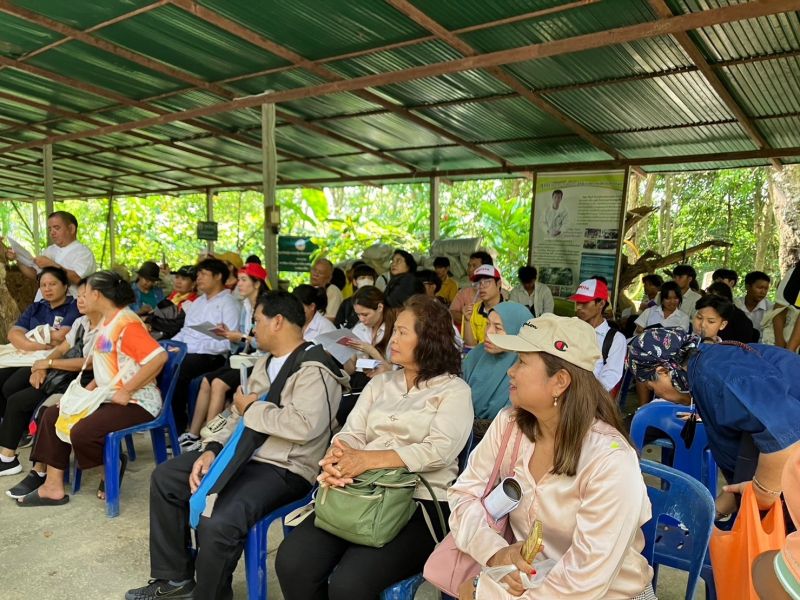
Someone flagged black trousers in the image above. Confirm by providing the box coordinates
[0,367,36,449]
[171,354,226,432]
[276,500,449,600]
[149,450,310,600]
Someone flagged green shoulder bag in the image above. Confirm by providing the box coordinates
[314,467,446,548]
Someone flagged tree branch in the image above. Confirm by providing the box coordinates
[620,239,732,290]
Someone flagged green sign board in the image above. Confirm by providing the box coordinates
[278,236,318,272]
[197,221,218,241]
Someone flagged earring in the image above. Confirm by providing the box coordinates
[553,396,559,407]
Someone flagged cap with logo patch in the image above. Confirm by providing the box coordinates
[470,264,502,282]
[488,313,600,372]
[568,278,609,303]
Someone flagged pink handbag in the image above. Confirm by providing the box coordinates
[423,419,523,596]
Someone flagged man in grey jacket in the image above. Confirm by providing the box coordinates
[126,291,349,600]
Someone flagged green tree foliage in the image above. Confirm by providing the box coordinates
[630,168,780,296]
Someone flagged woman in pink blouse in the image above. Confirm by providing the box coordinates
[449,314,655,599]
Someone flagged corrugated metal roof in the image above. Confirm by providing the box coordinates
[720,57,800,117]
[0,0,798,199]
[544,71,735,131]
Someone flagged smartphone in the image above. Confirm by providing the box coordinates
[239,364,249,395]
[356,358,381,371]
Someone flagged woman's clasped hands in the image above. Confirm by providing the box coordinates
[318,438,370,487]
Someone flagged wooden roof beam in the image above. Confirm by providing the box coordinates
[647,0,782,169]
[385,0,622,162]
[3,0,795,155]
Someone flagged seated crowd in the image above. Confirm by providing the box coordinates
[1,210,799,600]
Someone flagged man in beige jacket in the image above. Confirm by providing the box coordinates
[127,291,349,600]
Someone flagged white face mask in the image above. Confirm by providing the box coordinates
[355,277,375,289]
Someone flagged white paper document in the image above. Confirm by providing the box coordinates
[314,329,360,364]
[6,237,38,270]
[187,322,227,339]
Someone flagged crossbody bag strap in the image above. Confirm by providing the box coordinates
[416,474,447,544]
[481,418,516,498]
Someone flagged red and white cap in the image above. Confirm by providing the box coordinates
[470,264,502,282]
[568,278,609,303]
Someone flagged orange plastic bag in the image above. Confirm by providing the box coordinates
[710,483,786,600]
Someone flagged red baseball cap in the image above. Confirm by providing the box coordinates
[568,278,609,303]
[241,262,267,281]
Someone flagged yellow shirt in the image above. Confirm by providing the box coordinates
[469,302,490,344]
[342,281,354,300]
[437,276,459,305]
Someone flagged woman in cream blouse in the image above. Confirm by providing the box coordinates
[449,314,655,600]
[276,295,473,600]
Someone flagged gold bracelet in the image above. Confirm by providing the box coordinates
[752,476,781,496]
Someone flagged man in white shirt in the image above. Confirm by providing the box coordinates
[543,189,568,237]
[735,271,773,334]
[6,211,96,300]
[670,264,702,318]
[172,258,241,431]
[310,258,342,323]
[508,265,554,317]
[570,278,626,394]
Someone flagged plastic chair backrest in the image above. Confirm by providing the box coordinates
[156,340,187,415]
[640,459,715,600]
[458,431,474,475]
[630,401,716,493]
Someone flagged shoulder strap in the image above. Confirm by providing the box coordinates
[481,419,520,499]
[601,321,620,364]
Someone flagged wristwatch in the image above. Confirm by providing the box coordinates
[48,359,53,368]
[472,575,480,599]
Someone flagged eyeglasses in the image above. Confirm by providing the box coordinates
[474,278,496,288]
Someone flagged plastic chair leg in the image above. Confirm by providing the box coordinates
[72,466,82,494]
[150,427,168,464]
[104,436,122,518]
[166,414,181,459]
[124,434,137,462]
[244,520,269,600]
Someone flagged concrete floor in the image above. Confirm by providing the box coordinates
[0,436,704,599]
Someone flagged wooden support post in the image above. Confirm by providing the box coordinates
[262,102,278,289]
[43,144,54,243]
[205,188,214,254]
[429,175,440,246]
[31,199,40,254]
[108,195,116,267]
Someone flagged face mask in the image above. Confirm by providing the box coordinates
[355,277,375,288]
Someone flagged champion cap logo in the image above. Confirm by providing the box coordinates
[554,340,568,351]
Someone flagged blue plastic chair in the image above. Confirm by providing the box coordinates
[73,340,187,517]
[631,401,718,498]
[243,487,317,600]
[640,459,716,600]
[381,431,475,600]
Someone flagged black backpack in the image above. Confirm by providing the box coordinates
[602,321,622,364]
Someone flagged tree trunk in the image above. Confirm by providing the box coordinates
[658,175,674,255]
[754,171,773,272]
[772,165,800,274]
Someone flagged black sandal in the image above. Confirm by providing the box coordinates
[17,489,69,507]
[97,453,128,500]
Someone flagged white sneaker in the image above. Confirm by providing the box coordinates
[181,439,202,453]
[0,457,22,477]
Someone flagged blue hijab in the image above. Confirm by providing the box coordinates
[463,302,532,419]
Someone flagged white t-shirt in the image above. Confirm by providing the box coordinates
[35,241,96,300]
[267,353,290,383]
[544,204,568,237]
[734,296,773,332]
[635,306,691,331]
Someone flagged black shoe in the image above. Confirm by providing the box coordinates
[7,470,45,499]
[124,579,195,599]
[0,457,22,477]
